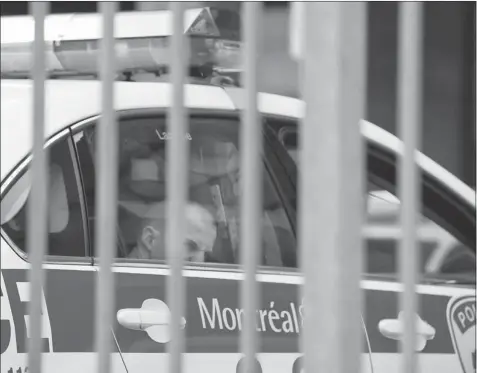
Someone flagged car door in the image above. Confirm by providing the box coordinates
[72,109,373,373]
[0,130,127,373]
[363,177,475,373]
[269,118,476,373]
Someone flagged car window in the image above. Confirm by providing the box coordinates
[1,136,87,257]
[73,115,296,268]
[277,125,476,279]
[366,188,475,277]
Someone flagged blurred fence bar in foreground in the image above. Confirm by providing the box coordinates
[240,3,263,373]
[27,3,49,373]
[296,3,367,373]
[397,3,424,373]
[166,3,189,373]
[94,2,118,373]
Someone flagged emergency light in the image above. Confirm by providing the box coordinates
[0,7,242,84]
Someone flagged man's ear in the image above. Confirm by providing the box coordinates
[141,226,161,251]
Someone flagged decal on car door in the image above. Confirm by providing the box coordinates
[447,295,476,373]
[365,283,475,373]
[112,270,373,373]
[1,269,53,373]
[1,268,127,373]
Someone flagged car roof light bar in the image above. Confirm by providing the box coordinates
[0,7,242,82]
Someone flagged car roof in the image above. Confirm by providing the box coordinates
[1,79,475,207]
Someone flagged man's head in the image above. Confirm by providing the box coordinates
[136,201,217,262]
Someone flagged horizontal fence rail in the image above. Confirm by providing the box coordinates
[20,2,426,373]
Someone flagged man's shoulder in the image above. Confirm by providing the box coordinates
[128,246,140,259]
[204,251,221,263]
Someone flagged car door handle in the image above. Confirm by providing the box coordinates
[378,311,436,351]
[117,308,166,330]
[117,298,186,343]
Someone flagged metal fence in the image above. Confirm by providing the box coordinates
[25,1,423,373]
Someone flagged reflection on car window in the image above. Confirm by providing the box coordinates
[366,188,475,277]
[278,126,475,279]
[75,116,296,267]
[1,139,87,257]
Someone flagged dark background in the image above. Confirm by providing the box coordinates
[1,1,475,187]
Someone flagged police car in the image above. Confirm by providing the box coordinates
[1,8,475,373]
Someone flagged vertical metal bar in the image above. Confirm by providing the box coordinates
[94,3,118,373]
[240,3,262,373]
[137,2,166,11]
[167,3,188,373]
[397,3,424,373]
[26,3,49,373]
[289,2,305,62]
[299,3,367,373]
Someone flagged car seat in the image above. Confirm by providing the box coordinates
[47,162,87,257]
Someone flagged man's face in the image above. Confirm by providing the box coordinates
[138,203,217,262]
[137,220,209,261]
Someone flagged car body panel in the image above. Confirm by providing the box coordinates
[0,242,128,373]
[111,264,475,373]
[1,79,475,373]
[1,251,474,373]
[112,265,374,373]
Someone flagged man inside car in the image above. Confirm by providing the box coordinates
[117,125,239,263]
[128,201,218,262]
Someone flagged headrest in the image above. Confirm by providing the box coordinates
[48,164,69,233]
